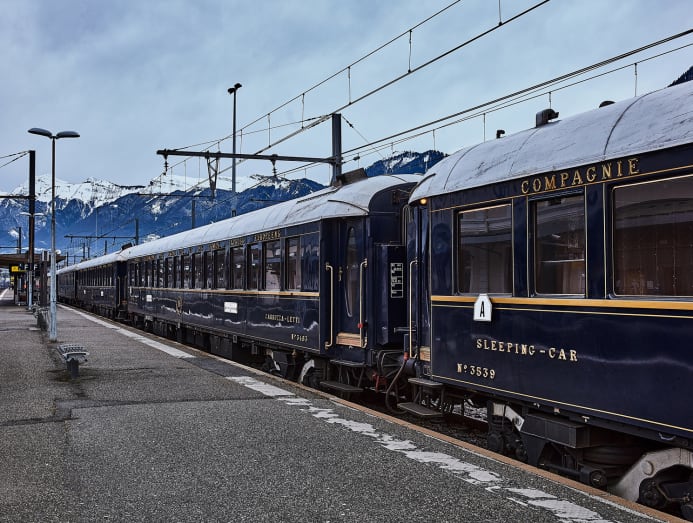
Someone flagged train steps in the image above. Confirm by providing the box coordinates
[398,377,444,418]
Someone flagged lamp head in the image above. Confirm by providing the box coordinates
[28,127,53,138]
[56,131,80,139]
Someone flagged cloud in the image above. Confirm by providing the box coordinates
[1,0,691,192]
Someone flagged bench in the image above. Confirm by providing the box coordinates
[57,344,89,378]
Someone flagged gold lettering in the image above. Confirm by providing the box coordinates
[498,342,505,352]
[628,157,639,175]
[617,160,623,177]
[560,172,570,187]
[476,339,482,349]
[601,163,612,180]
[544,175,556,191]
[521,180,530,194]
[585,166,596,182]
[572,169,584,186]
[532,178,542,192]
[521,344,529,355]
[491,340,497,351]
[570,350,578,362]
[549,347,556,358]
[457,363,463,373]
[528,345,535,356]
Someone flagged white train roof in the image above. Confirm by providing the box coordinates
[116,173,420,260]
[410,81,693,201]
[57,251,123,274]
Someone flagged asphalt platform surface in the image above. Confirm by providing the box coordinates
[0,290,677,522]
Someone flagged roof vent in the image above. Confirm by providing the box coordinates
[333,167,368,187]
[496,129,505,139]
[599,100,614,108]
[536,108,559,127]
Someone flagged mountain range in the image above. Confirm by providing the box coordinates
[0,150,444,264]
[3,62,691,265]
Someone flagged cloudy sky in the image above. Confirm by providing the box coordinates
[1,0,691,193]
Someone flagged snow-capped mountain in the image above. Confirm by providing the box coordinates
[0,151,442,263]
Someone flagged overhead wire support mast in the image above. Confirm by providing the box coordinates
[156,150,338,165]
[158,114,343,185]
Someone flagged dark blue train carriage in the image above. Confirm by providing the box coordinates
[121,171,419,389]
[57,252,127,319]
[403,81,693,514]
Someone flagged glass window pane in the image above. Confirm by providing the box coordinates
[173,256,180,288]
[231,247,244,289]
[164,258,172,288]
[286,237,301,290]
[214,249,226,289]
[249,244,261,290]
[345,227,358,317]
[614,176,693,296]
[264,240,281,291]
[457,204,512,294]
[182,255,191,289]
[534,195,585,295]
[301,233,319,292]
[193,252,203,289]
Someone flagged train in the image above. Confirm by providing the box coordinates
[58,80,693,519]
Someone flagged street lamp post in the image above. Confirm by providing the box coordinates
[28,127,79,342]
[227,83,242,195]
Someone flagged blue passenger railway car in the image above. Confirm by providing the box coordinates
[57,251,126,319]
[58,171,419,390]
[403,80,693,517]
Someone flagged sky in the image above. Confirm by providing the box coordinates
[1,0,691,194]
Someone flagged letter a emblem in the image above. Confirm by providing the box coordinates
[474,294,492,322]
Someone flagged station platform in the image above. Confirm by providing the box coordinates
[0,289,678,522]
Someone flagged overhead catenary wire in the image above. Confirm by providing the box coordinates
[0,151,29,173]
[247,0,551,157]
[270,34,693,180]
[155,0,528,174]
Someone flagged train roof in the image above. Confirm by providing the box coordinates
[410,81,693,201]
[113,173,420,260]
[57,250,123,274]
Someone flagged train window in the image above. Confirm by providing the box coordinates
[129,263,136,286]
[613,176,693,297]
[205,252,214,289]
[345,227,358,317]
[249,244,261,290]
[155,260,162,288]
[286,237,301,290]
[534,194,585,295]
[182,255,191,289]
[214,249,226,289]
[193,252,203,289]
[164,258,172,288]
[457,204,512,294]
[301,233,319,292]
[264,240,281,291]
[231,247,244,289]
[173,256,180,288]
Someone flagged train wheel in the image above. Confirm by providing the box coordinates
[298,359,322,389]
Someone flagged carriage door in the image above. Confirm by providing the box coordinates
[335,219,367,349]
